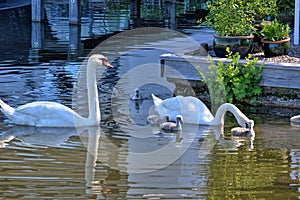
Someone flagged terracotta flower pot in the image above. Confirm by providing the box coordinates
[261,36,290,57]
[213,34,254,58]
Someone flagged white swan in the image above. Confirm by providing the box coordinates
[0,54,113,127]
[151,94,253,127]
[291,115,300,126]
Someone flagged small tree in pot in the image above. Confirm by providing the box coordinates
[260,19,291,57]
[204,0,255,58]
[204,0,277,58]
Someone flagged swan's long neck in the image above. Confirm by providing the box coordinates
[175,117,183,129]
[209,103,249,127]
[86,60,100,124]
[176,120,182,129]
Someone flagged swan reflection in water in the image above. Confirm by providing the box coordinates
[0,123,255,196]
[0,125,77,148]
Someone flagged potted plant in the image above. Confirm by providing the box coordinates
[204,0,256,58]
[251,0,278,45]
[260,19,291,57]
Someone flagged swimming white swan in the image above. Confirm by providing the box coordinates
[0,54,113,127]
[290,115,300,126]
[160,115,183,131]
[151,94,252,127]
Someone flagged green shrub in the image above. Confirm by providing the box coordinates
[246,0,278,21]
[197,48,264,105]
[204,0,255,36]
[203,0,278,36]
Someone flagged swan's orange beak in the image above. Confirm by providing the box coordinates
[103,59,113,68]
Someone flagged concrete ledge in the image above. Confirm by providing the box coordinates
[160,53,300,89]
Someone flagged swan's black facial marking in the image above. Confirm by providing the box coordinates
[245,121,253,130]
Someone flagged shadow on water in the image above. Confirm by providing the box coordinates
[0,5,31,62]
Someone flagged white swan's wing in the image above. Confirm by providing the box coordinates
[160,97,182,111]
[156,96,215,124]
[151,94,163,106]
[14,101,79,127]
[152,96,179,121]
[175,96,214,124]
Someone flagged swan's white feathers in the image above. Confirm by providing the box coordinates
[151,94,251,126]
[291,115,300,124]
[4,101,80,127]
[0,98,14,116]
[151,94,163,105]
[152,94,214,124]
[0,54,111,127]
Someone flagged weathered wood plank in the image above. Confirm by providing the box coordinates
[160,54,300,89]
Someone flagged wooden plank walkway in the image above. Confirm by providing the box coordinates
[160,54,300,89]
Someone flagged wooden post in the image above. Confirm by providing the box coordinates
[69,0,80,25]
[29,22,44,62]
[68,25,81,59]
[160,59,165,78]
[164,0,176,29]
[31,0,44,22]
[295,0,299,45]
[130,0,141,25]
[31,22,44,49]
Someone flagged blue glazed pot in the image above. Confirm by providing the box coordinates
[261,37,290,58]
[213,34,254,58]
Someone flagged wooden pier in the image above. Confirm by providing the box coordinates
[32,0,80,24]
[31,0,176,25]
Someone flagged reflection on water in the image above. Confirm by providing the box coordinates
[1,3,300,199]
[1,111,300,198]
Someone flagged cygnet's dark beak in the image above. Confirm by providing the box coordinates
[103,59,114,68]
